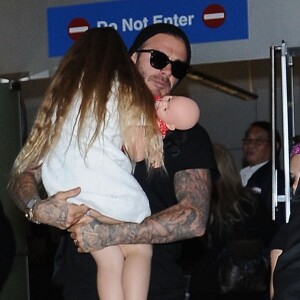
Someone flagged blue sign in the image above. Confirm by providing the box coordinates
[47,0,248,57]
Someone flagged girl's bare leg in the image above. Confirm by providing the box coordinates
[120,244,152,300]
[91,246,125,300]
[81,211,152,300]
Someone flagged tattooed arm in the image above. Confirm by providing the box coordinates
[69,168,211,252]
[8,167,88,230]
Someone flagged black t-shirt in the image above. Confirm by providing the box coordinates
[135,124,218,214]
[134,124,218,299]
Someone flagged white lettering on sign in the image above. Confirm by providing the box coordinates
[153,14,194,26]
[96,14,194,33]
[122,17,149,31]
[97,21,118,30]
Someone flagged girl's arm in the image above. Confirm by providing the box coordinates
[125,126,145,162]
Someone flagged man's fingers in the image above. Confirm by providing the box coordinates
[68,222,80,233]
[56,187,81,200]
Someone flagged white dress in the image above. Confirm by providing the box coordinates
[41,92,151,223]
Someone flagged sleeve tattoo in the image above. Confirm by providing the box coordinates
[80,168,211,250]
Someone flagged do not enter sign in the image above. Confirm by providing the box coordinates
[68,18,90,40]
[202,4,226,28]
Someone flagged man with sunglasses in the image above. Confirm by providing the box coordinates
[9,23,218,300]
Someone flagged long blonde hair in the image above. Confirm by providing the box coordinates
[10,27,163,179]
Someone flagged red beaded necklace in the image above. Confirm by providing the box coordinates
[154,96,169,138]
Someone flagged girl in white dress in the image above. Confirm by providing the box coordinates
[12,27,200,300]
[12,27,163,300]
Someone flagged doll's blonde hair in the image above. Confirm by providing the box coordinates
[10,27,163,179]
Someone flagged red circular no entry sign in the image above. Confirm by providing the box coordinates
[202,4,226,28]
[68,18,90,40]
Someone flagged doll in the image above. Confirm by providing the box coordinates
[155,95,200,138]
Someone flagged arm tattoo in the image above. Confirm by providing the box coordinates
[8,171,41,211]
[174,168,211,233]
[82,219,109,250]
[38,198,69,227]
[98,168,211,247]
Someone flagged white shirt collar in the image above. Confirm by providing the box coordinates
[240,161,269,187]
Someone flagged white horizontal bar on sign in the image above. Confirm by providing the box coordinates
[69,26,89,34]
[203,13,225,20]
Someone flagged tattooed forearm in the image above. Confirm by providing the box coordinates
[81,219,110,250]
[88,168,212,248]
[174,168,211,232]
[8,171,41,211]
[35,198,68,227]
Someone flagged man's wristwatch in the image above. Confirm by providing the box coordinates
[25,198,40,224]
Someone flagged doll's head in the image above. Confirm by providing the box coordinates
[155,95,200,132]
[290,143,300,195]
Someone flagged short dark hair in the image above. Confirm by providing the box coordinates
[128,23,191,66]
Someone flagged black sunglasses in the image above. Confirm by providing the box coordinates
[136,49,189,80]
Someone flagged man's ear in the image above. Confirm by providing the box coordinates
[166,123,176,131]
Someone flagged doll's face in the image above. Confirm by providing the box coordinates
[290,154,300,194]
[155,95,200,130]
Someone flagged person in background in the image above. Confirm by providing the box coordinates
[240,121,285,230]
[8,23,218,300]
[188,143,275,300]
[270,143,300,299]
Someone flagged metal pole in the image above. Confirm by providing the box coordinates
[270,45,278,220]
[280,41,291,222]
[288,55,295,140]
